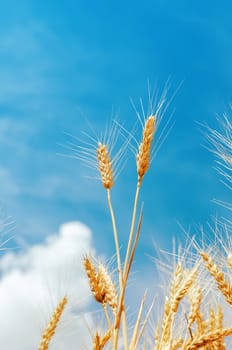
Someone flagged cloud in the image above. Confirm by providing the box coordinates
[0,221,94,349]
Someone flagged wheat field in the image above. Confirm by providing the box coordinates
[37,97,232,350]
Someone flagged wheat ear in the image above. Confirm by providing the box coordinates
[157,266,179,348]
[84,256,105,304]
[188,286,202,329]
[170,263,183,297]
[98,262,118,313]
[171,268,197,313]
[183,327,232,350]
[158,268,196,349]
[83,256,117,311]
[97,142,114,189]
[209,308,216,332]
[195,312,207,337]
[137,115,156,185]
[214,304,225,349]
[38,296,67,350]
[201,252,232,305]
[92,329,112,350]
[171,338,184,350]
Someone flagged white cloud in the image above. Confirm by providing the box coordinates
[0,221,94,349]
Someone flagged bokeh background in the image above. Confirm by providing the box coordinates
[0,1,232,348]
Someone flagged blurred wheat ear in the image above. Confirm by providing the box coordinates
[38,296,67,350]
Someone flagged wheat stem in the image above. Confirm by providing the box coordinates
[123,184,140,279]
[137,297,155,347]
[129,292,147,350]
[103,305,112,330]
[114,208,143,350]
[107,189,122,287]
[107,189,128,350]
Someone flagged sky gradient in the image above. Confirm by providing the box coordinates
[0,1,232,348]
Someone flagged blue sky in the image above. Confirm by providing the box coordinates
[1,1,232,348]
[0,1,232,276]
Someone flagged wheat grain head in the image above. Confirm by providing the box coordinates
[38,295,67,350]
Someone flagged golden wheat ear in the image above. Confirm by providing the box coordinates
[201,251,232,306]
[97,142,114,189]
[154,260,197,350]
[183,327,232,350]
[137,115,156,185]
[188,286,202,330]
[38,295,67,350]
[83,256,105,304]
[92,329,112,350]
[83,256,118,312]
[97,262,118,313]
